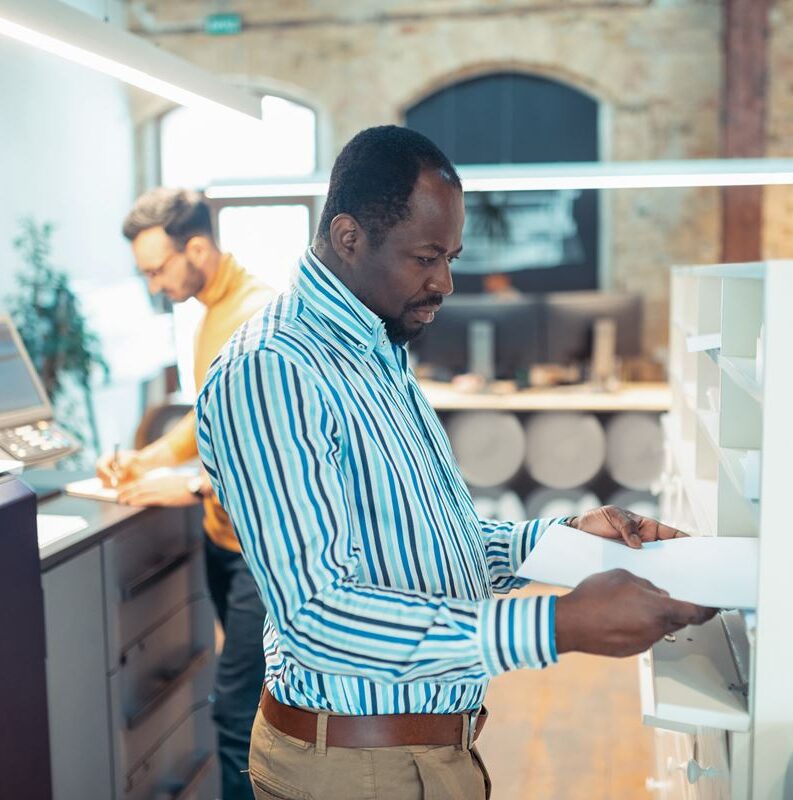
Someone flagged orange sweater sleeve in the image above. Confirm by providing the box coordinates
[142,409,199,465]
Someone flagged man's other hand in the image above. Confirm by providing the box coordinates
[568,505,688,549]
[116,474,201,507]
[554,569,717,658]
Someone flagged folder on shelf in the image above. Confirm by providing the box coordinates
[517,524,758,609]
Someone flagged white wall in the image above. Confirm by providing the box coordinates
[0,0,144,456]
[0,0,135,300]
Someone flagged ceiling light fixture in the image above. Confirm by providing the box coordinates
[205,158,793,199]
[0,0,261,122]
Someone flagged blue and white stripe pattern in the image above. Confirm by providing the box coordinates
[196,248,561,715]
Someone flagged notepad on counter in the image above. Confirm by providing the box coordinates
[517,524,758,609]
[37,514,88,547]
[64,477,119,502]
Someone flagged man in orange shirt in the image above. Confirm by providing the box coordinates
[96,188,274,800]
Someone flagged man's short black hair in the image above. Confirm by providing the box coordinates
[316,125,462,249]
[122,188,214,249]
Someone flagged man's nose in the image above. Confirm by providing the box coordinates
[427,260,454,297]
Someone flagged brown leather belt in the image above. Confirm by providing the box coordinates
[260,687,488,748]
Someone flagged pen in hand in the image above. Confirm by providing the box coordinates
[109,443,120,488]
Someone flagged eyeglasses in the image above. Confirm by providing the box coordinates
[140,249,182,280]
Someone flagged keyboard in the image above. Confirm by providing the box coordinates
[0,421,78,466]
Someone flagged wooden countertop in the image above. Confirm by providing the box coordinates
[419,380,671,413]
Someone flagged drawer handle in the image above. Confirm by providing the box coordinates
[164,752,215,800]
[121,545,199,602]
[126,648,211,730]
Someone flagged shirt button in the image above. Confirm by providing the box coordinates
[357,343,366,351]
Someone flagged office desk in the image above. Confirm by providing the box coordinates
[419,380,671,413]
[36,493,218,800]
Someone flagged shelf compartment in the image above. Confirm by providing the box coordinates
[662,414,717,537]
[719,447,760,503]
[718,356,762,405]
[696,277,722,344]
[720,277,763,360]
[717,467,759,536]
[695,410,759,536]
[719,370,763,449]
[638,613,750,734]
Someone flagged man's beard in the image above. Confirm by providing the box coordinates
[180,258,206,300]
[381,294,443,345]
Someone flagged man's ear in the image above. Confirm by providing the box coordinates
[329,214,365,264]
[184,235,213,266]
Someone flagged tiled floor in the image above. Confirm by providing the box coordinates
[476,586,654,799]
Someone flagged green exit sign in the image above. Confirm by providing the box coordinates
[205,13,243,36]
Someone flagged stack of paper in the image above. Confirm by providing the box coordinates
[517,524,758,609]
[64,477,119,502]
[37,514,88,547]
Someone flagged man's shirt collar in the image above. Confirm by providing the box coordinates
[296,247,391,358]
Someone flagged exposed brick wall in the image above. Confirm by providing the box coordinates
[764,0,793,259]
[131,0,726,354]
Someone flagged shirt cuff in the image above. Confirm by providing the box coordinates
[508,516,567,576]
[478,594,559,676]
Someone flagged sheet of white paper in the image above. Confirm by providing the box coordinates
[64,477,119,502]
[517,524,758,609]
[0,458,24,475]
[37,514,88,547]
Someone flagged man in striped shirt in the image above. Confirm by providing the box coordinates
[196,126,713,799]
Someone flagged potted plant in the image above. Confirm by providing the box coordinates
[5,218,109,461]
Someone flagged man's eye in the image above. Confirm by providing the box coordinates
[417,256,436,265]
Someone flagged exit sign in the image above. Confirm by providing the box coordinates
[205,13,242,36]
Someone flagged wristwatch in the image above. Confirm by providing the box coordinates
[187,474,206,500]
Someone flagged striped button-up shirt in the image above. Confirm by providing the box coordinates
[196,248,561,716]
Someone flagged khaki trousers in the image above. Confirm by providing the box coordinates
[248,708,492,800]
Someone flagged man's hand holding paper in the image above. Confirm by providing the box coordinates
[565,504,688,549]
[518,515,758,609]
[515,506,757,658]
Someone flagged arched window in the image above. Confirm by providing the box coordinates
[405,72,600,293]
[158,93,318,398]
[159,94,316,187]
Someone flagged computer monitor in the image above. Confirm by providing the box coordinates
[542,291,643,365]
[410,294,543,379]
[0,314,53,427]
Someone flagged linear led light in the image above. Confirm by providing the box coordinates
[205,158,793,199]
[0,0,261,122]
[207,180,330,199]
[459,159,793,191]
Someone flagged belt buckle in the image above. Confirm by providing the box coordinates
[465,708,478,750]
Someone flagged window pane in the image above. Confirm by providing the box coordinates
[171,296,205,401]
[172,205,309,400]
[218,204,310,293]
[160,95,316,188]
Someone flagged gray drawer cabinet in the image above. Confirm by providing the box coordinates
[41,505,218,800]
[43,545,115,800]
[125,702,216,800]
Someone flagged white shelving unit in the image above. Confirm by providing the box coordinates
[643,261,793,799]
